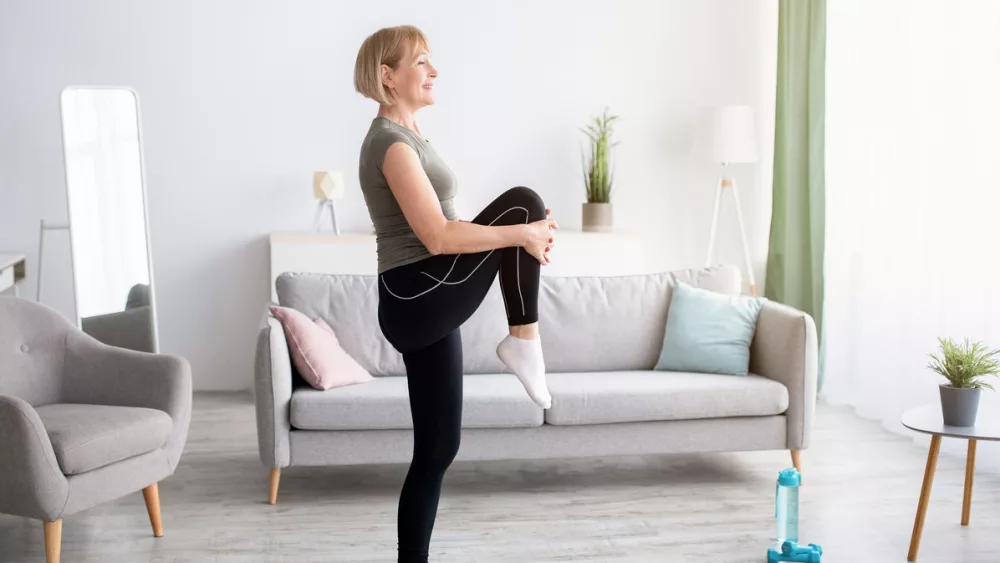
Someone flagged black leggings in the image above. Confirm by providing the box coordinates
[377,186,546,562]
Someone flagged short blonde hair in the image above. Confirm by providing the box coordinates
[354,25,431,106]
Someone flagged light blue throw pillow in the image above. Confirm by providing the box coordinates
[654,280,766,376]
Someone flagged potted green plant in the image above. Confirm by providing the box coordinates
[580,107,618,232]
[927,337,1000,426]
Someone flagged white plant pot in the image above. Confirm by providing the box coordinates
[582,202,613,232]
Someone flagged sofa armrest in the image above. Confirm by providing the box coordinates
[254,309,292,468]
[0,395,70,521]
[749,301,818,450]
[61,331,193,472]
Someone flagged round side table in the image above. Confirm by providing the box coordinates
[901,403,1000,562]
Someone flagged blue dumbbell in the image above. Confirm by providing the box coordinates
[766,540,823,563]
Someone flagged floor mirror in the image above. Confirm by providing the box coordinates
[59,86,160,353]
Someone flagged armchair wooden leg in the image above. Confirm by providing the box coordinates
[269,468,281,505]
[142,483,164,537]
[790,450,803,476]
[44,520,62,563]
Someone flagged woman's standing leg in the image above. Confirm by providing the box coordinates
[396,329,463,563]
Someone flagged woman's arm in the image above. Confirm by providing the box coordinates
[383,142,554,257]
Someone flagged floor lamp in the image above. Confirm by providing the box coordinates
[700,105,759,296]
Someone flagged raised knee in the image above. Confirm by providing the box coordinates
[507,186,545,220]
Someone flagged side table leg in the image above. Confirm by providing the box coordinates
[962,439,976,526]
[908,435,941,562]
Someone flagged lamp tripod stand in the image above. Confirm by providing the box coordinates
[704,169,757,296]
[312,200,340,235]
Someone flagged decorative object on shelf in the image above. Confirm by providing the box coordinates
[312,171,345,234]
[580,107,618,232]
[697,104,759,295]
[927,336,999,427]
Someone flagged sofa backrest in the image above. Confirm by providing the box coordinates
[275,265,740,377]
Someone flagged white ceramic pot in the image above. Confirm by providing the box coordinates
[582,202,613,232]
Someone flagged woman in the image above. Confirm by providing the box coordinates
[354,25,557,563]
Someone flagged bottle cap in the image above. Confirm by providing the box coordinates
[778,467,801,487]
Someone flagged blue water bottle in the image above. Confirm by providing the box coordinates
[775,467,801,545]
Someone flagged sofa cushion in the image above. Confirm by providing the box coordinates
[268,305,375,390]
[290,374,543,430]
[34,403,173,475]
[654,281,765,376]
[543,371,789,426]
[538,266,742,373]
[277,273,405,377]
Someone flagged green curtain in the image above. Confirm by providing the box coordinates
[766,0,826,388]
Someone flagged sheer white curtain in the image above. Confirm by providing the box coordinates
[823,0,1000,471]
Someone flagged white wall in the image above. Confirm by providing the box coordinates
[0,0,777,390]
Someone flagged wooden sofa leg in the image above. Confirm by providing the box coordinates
[791,450,803,477]
[44,519,62,563]
[269,468,281,505]
[142,483,164,537]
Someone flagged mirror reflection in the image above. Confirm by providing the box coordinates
[59,87,158,352]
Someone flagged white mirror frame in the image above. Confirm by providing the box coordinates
[58,85,160,353]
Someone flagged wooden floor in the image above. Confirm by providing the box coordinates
[2,393,998,563]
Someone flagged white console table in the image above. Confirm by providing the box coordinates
[269,230,647,301]
[0,254,27,296]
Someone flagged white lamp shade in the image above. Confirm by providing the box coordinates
[313,171,345,200]
[698,105,758,164]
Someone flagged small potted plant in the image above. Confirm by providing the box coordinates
[927,337,1000,427]
[580,107,618,232]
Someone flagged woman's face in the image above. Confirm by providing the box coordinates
[384,46,437,109]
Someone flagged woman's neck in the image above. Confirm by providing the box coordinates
[377,105,420,135]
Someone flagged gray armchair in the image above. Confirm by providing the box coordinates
[0,296,192,563]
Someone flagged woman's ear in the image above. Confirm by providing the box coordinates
[380,64,393,90]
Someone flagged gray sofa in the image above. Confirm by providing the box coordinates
[0,296,192,563]
[255,265,817,504]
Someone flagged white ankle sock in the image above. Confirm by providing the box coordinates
[497,334,552,409]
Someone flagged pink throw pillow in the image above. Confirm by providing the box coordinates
[268,305,374,390]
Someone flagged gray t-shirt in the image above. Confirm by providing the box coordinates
[359,117,458,274]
